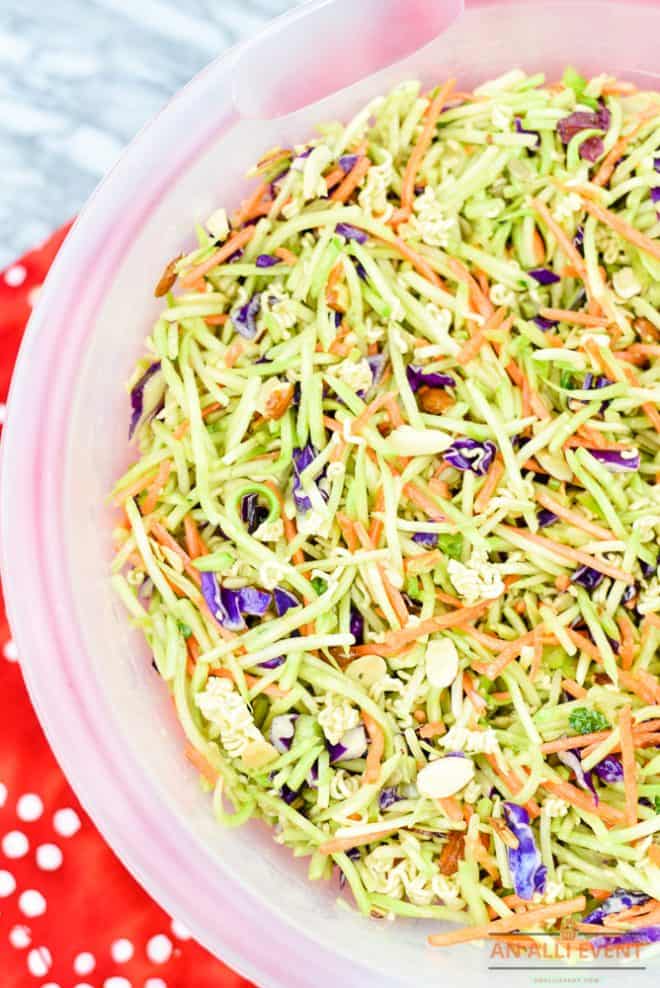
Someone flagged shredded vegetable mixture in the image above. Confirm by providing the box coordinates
[112,68,660,950]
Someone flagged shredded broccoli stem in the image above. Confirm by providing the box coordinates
[112,69,660,941]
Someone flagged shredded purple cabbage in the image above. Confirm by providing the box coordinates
[533,315,558,331]
[588,448,640,472]
[236,586,271,616]
[232,293,261,339]
[574,225,585,252]
[640,552,659,579]
[537,509,558,528]
[514,117,541,147]
[280,784,300,805]
[585,889,650,925]
[557,107,611,150]
[502,802,547,900]
[412,532,439,548]
[241,492,269,534]
[256,254,280,268]
[273,587,300,616]
[128,361,162,439]
[338,154,358,174]
[335,223,368,243]
[529,267,560,286]
[365,353,387,391]
[200,573,245,632]
[654,157,660,173]
[593,754,624,784]
[270,713,298,753]
[349,606,364,645]
[571,564,604,592]
[379,787,403,810]
[259,655,286,669]
[557,749,598,803]
[406,365,456,392]
[292,442,327,513]
[444,438,497,476]
[651,187,660,204]
[579,136,605,162]
[590,927,660,948]
[327,726,368,763]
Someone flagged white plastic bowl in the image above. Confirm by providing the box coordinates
[2,1,659,984]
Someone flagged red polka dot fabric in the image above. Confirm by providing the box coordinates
[0,227,255,988]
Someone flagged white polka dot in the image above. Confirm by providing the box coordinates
[19,889,47,917]
[73,951,95,975]
[103,978,132,988]
[27,945,52,977]
[42,983,61,988]
[4,264,27,287]
[2,830,29,858]
[146,934,173,964]
[36,843,63,871]
[53,807,81,837]
[17,793,44,822]
[111,938,134,963]
[9,924,31,949]
[0,782,7,807]
[75,984,95,988]
[145,980,167,988]
[0,869,16,896]
[170,918,191,941]
[3,639,18,662]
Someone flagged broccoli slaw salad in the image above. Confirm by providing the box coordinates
[111,68,660,953]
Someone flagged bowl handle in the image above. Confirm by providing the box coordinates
[230,0,464,119]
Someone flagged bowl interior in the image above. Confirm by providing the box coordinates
[5,2,660,985]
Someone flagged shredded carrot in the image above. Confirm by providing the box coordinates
[535,490,616,541]
[380,234,445,289]
[499,525,633,584]
[404,549,442,575]
[428,896,586,947]
[419,721,446,739]
[173,401,223,440]
[184,743,219,785]
[183,514,208,560]
[621,363,660,435]
[561,678,588,699]
[540,778,625,825]
[505,360,550,419]
[648,845,660,868]
[619,705,638,827]
[474,457,505,514]
[330,156,371,203]
[112,466,160,505]
[399,78,456,216]
[234,180,270,225]
[368,489,385,546]
[351,390,395,434]
[472,627,546,680]
[589,888,612,901]
[224,338,246,369]
[446,257,494,319]
[181,226,256,287]
[319,827,398,855]
[273,246,298,266]
[580,196,660,263]
[485,753,540,818]
[149,521,202,589]
[619,669,660,706]
[531,199,590,286]
[204,313,229,326]
[401,482,446,522]
[539,307,608,328]
[336,511,359,552]
[352,599,494,658]
[437,797,463,821]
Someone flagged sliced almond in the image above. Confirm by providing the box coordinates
[389,425,452,457]
[241,739,278,769]
[425,638,459,689]
[154,254,182,297]
[438,831,466,876]
[418,387,455,414]
[264,383,295,421]
[345,654,387,688]
[416,756,474,799]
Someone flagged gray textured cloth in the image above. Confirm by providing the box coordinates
[0,0,301,266]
